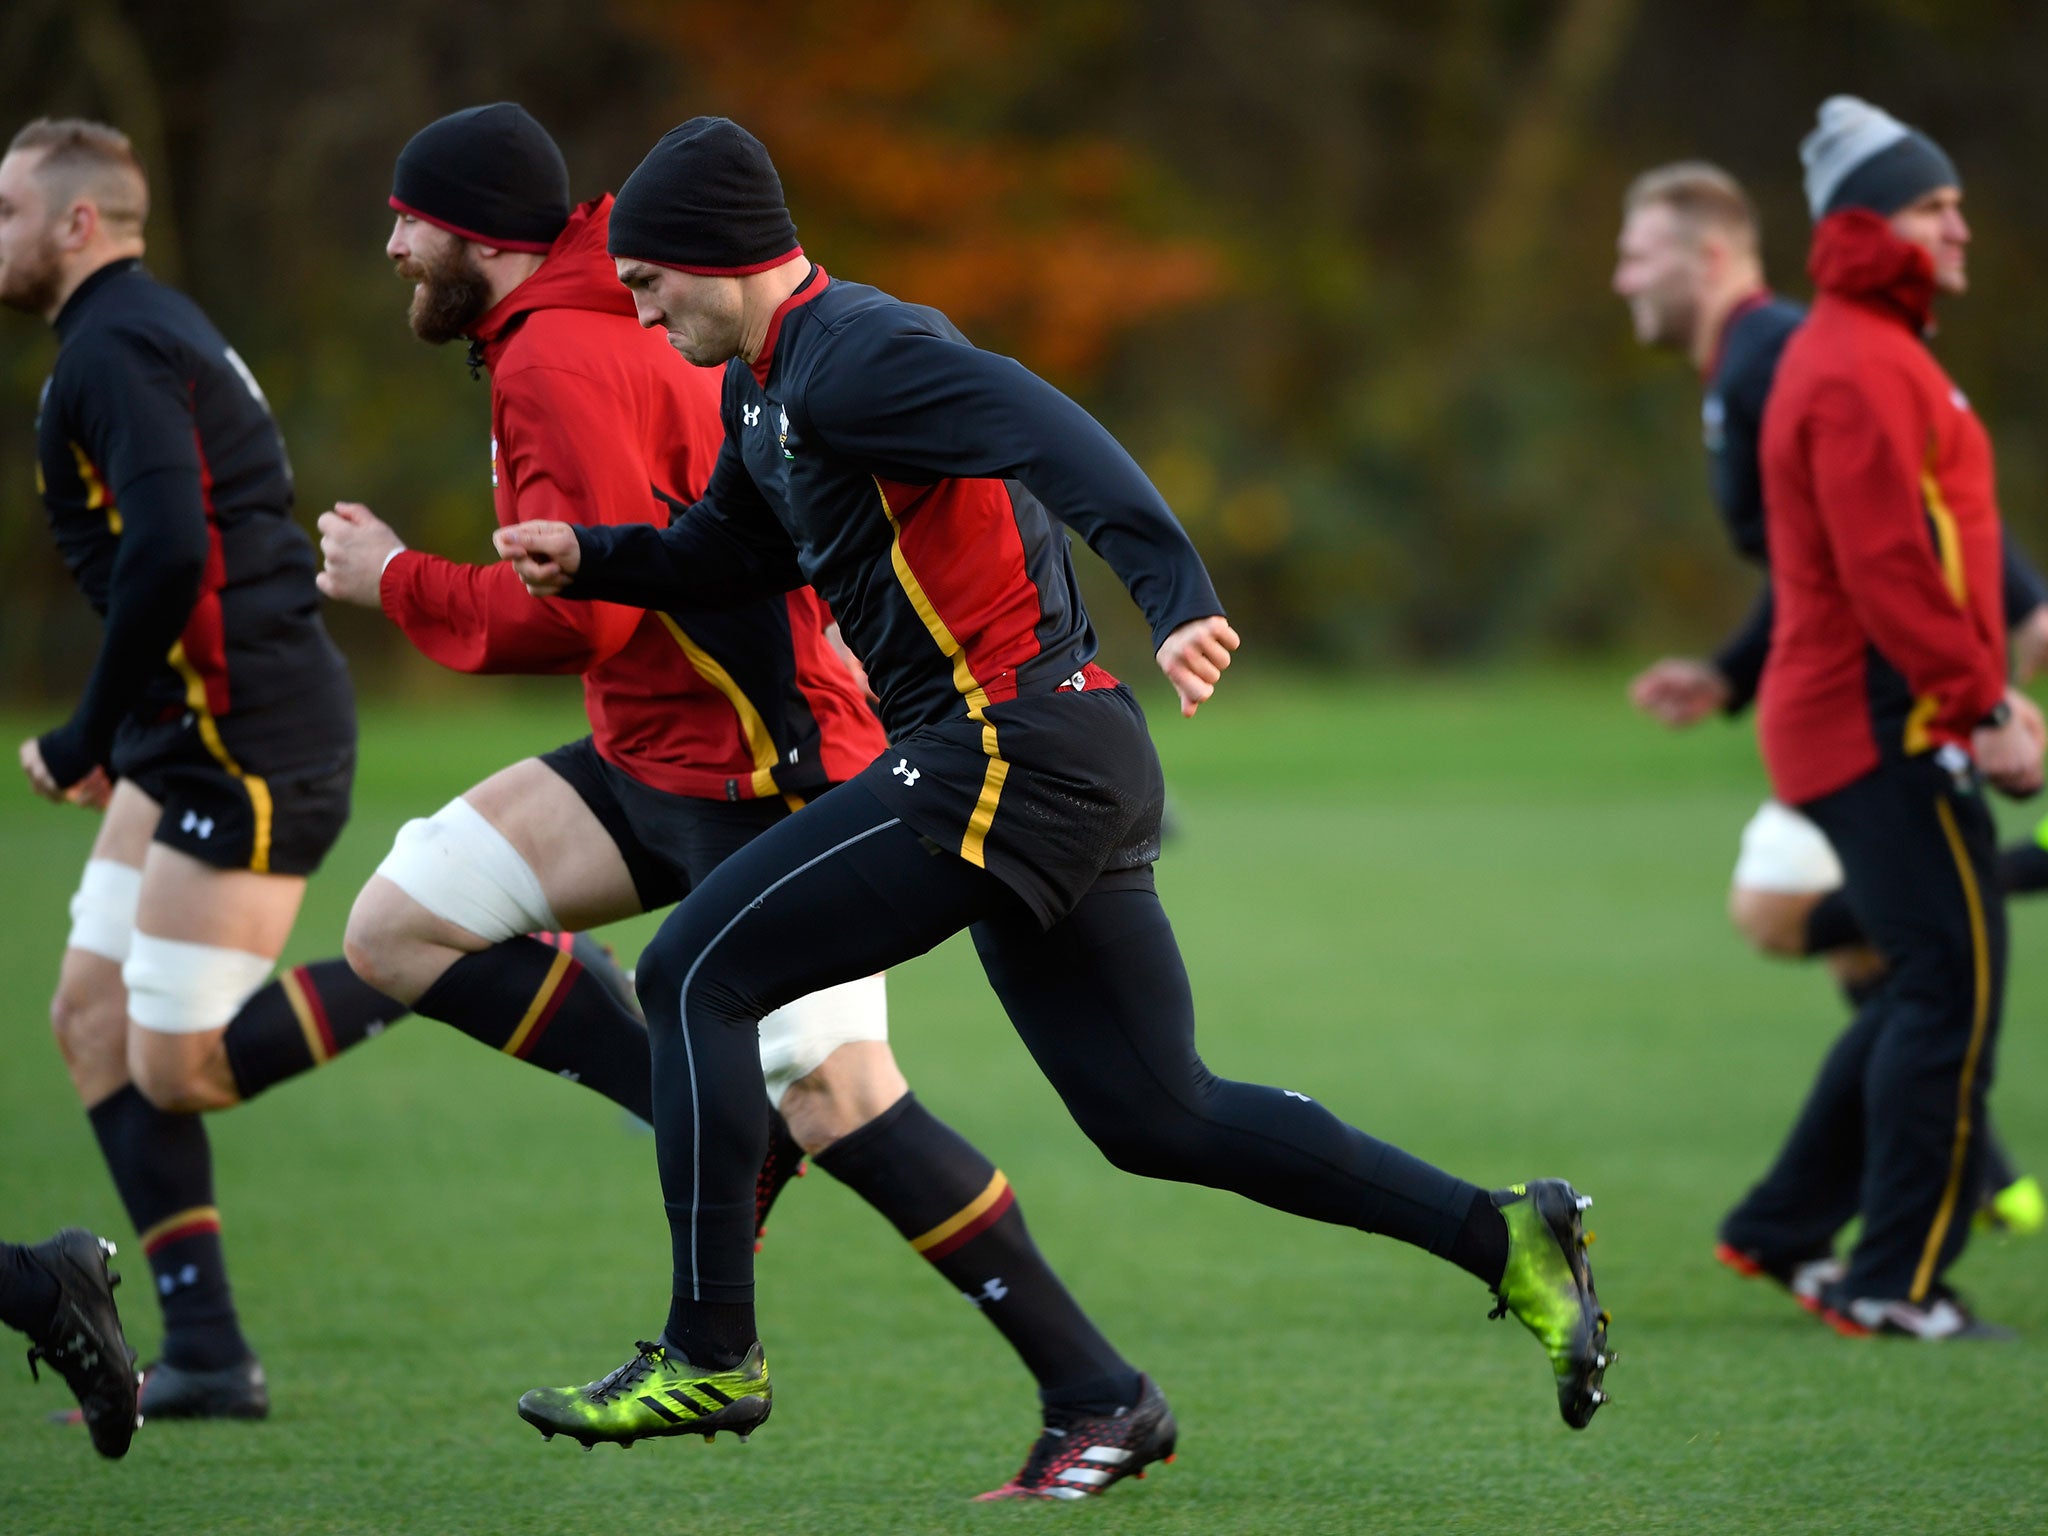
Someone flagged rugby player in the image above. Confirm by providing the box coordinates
[498,117,1614,1486]
[1,117,658,1424]
[1719,98,2041,1337]
[1614,160,2046,1241]
[1,1227,138,1457]
[320,105,1158,1499]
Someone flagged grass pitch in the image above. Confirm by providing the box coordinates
[2,668,2043,1534]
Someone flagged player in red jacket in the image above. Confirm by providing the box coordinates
[316,106,1158,1497]
[1717,98,2044,1338]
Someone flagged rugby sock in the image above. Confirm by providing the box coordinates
[0,1242,60,1334]
[87,1085,251,1371]
[222,959,409,1099]
[413,934,652,1120]
[1802,889,1865,954]
[815,1093,1140,1410]
[1451,1191,1510,1287]
[661,1300,756,1372]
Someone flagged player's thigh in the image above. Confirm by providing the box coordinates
[972,880,1206,1128]
[641,779,995,1024]
[1729,800,1842,956]
[458,757,643,930]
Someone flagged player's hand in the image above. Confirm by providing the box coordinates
[1156,615,1240,718]
[66,767,113,811]
[2012,604,2048,685]
[19,737,66,804]
[1629,657,1732,728]
[494,521,581,597]
[1975,689,2045,799]
[316,503,405,607]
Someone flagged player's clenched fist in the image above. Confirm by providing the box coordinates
[494,521,582,596]
[1155,614,1240,718]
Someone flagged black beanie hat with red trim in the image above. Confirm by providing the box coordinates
[608,117,802,275]
[390,103,570,253]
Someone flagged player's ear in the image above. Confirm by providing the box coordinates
[58,198,97,253]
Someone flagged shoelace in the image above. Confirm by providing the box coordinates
[587,1342,666,1404]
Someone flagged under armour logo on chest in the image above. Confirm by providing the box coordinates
[892,758,920,787]
[743,404,762,426]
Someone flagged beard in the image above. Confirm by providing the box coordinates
[398,246,492,344]
[1631,288,1697,351]
[0,227,64,317]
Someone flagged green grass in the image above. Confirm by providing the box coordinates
[2,666,2044,1534]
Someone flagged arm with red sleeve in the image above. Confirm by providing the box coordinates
[377,365,656,674]
[1804,370,2006,743]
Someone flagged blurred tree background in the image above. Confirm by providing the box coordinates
[4,0,2047,704]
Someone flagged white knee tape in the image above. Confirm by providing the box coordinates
[758,973,890,1106]
[123,933,274,1035]
[374,797,558,943]
[67,859,143,963]
[1732,799,1845,895]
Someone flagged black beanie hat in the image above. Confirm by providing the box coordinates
[608,117,802,274]
[390,103,571,253]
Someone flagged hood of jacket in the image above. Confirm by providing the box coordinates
[1806,207,1938,334]
[472,195,633,364]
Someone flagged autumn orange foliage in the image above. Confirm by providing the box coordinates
[614,0,1224,380]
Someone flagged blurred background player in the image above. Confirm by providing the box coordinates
[0,116,664,1427]
[1612,156,2046,1242]
[318,105,1160,1499]
[0,1227,138,1458]
[1716,98,2043,1338]
[499,116,1612,1482]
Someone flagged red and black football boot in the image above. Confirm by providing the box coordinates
[975,1375,1177,1501]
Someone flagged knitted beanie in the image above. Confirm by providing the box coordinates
[390,103,571,252]
[1800,96,1959,221]
[608,117,801,274]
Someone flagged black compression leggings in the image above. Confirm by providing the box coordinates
[635,777,1480,1305]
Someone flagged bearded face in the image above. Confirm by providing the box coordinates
[395,231,492,344]
[0,151,67,317]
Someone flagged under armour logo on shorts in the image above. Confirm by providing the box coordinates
[892,758,921,787]
[180,810,215,839]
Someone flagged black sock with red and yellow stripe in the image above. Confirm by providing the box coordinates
[814,1093,1139,1411]
[87,1084,251,1371]
[222,959,409,1100]
[414,935,652,1121]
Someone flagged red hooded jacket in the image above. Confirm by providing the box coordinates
[1756,209,2007,805]
[378,197,885,801]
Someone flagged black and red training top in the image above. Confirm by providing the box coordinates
[35,257,349,788]
[379,199,884,803]
[563,268,1223,743]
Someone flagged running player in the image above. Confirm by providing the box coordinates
[1613,160,2046,1239]
[498,117,1613,1483]
[0,117,659,1424]
[319,105,1162,1500]
[1725,98,2040,1337]
[1,1228,139,1458]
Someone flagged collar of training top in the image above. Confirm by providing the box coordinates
[749,264,830,386]
[1807,208,1937,333]
[1702,286,1775,382]
[53,256,143,338]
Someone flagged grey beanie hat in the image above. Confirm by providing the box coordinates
[1800,95,1959,221]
